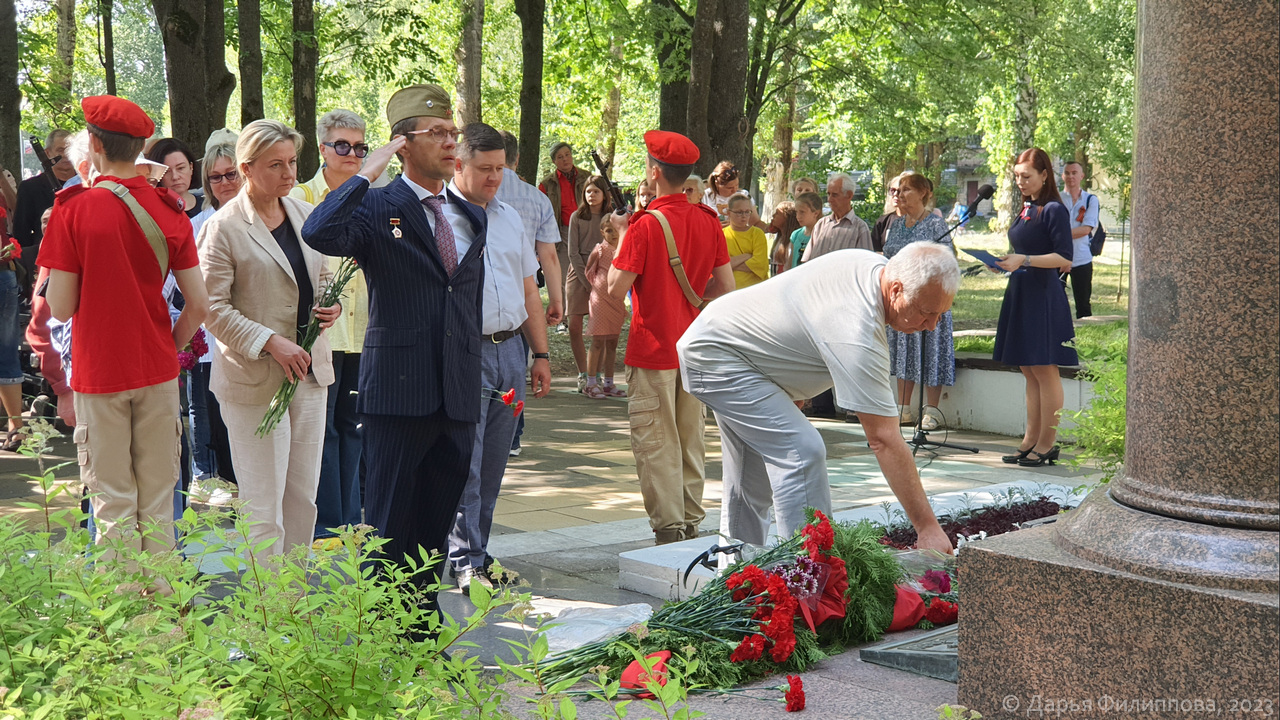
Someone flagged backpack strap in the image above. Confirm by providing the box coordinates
[96,180,170,280]
[648,209,706,311]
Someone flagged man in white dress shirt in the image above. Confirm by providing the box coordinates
[444,123,552,588]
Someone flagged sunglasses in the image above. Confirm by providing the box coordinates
[323,140,370,158]
[207,169,240,185]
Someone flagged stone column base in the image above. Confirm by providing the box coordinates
[958,521,1279,719]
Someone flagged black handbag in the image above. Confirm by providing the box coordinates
[1086,194,1107,256]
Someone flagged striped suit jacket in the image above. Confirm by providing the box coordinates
[301,175,487,422]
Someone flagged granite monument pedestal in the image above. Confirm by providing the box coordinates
[957,0,1280,715]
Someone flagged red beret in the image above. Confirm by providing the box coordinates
[82,95,155,139]
[644,130,699,166]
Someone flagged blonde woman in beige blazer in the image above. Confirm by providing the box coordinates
[197,120,338,557]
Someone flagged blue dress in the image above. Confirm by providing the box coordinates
[884,214,955,386]
[993,202,1078,366]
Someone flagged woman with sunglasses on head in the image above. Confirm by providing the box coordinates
[289,109,373,548]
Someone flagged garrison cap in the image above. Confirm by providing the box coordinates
[82,95,155,139]
[386,84,453,128]
[643,130,699,166]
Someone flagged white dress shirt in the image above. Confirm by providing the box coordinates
[398,174,473,260]
[446,181,538,335]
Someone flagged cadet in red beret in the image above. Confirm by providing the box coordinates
[37,94,208,567]
[606,130,735,545]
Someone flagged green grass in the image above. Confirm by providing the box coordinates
[949,232,1130,330]
[954,319,1129,368]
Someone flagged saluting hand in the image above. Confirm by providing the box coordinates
[264,334,312,383]
[359,136,408,184]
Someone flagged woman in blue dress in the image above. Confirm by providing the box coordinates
[884,172,955,430]
[993,148,1078,467]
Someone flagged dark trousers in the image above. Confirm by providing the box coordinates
[511,334,529,449]
[1060,262,1094,319]
[362,411,475,616]
[315,351,363,537]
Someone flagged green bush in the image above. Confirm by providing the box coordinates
[1063,358,1127,484]
[1,422,707,720]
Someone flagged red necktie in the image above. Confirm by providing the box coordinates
[421,196,458,275]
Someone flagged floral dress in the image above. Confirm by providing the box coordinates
[883,213,955,387]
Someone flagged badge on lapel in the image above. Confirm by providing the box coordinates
[390,218,402,238]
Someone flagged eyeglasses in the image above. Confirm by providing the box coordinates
[323,140,370,158]
[404,127,461,144]
[207,169,240,185]
[728,209,753,216]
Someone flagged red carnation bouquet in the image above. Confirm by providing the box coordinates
[178,328,209,373]
[485,387,524,417]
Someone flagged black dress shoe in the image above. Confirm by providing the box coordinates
[1018,446,1061,467]
[1002,446,1034,464]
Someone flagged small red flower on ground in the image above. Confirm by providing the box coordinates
[924,597,958,626]
[730,633,767,663]
[620,651,672,699]
[784,675,805,711]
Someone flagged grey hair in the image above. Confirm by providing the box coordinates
[317,109,366,144]
[236,119,303,167]
[65,130,91,173]
[684,174,704,193]
[827,171,856,196]
[884,242,960,300]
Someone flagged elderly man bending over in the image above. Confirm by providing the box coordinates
[676,244,957,555]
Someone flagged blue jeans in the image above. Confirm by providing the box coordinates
[0,270,22,385]
[187,362,215,478]
[315,351,363,537]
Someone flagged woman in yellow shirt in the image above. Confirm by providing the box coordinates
[723,194,769,289]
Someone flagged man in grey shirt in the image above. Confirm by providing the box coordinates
[677,244,957,555]
[802,171,872,261]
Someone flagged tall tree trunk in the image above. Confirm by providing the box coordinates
[684,0,718,163]
[652,0,689,134]
[153,0,236,145]
[762,76,795,215]
[54,0,76,116]
[703,0,749,176]
[293,0,318,179]
[1004,56,1038,223]
[99,0,116,94]
[597,42,622,170]
[454,0,484,125]
[238,0,263,125]
[1074,118,1093,189]
[513,0,543,182]
[0,0,18,176]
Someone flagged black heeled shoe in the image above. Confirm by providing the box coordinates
[1018,446,1061,467]
[1002,446,1034,464]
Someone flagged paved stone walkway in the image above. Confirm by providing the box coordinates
[0,377,1100,719]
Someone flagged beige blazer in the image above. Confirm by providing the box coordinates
[197,190,334,406]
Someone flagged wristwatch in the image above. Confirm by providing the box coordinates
[1022,255,1033,268]
[532,352,550,360]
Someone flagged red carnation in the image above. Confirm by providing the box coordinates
[784,675,805,712]
[924,597,958,626]
[802,511,835,558]
[190,328,209,357]
[501,388,516,405]
[730,633,766,663]
[512,400,524,417]
[620,651,672,700]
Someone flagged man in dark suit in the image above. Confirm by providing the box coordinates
[301,84,486,617]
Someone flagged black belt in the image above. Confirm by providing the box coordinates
[483,329,521,344]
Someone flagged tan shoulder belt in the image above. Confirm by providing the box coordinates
[95,180,170,280]
[648,209,705,310]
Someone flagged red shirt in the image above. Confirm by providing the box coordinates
[556,171,580,226]
[612,193,728,369]
[38,175,200,394]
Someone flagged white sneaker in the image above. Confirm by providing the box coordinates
[509,446,522,457]
[921,406,943,431]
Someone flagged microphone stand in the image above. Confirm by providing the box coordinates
[905,207,981,457]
